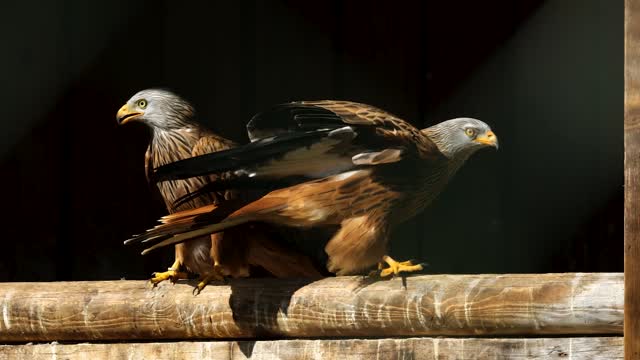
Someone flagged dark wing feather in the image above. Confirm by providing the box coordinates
[247,100,407,139]
[308,101,444,158]
[249,100,441,158]
[153,101,443,194]
[152,127,355,182]
[189,134,240,201]
[301,100,407,126]
[246,102,346,141]
[154,126,360,208]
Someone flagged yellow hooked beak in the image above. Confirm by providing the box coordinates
[116,104,144,125]
[474,130,499,149]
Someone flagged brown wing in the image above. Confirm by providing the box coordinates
[156,100,445,188]
[300,100,407,127]
[300,100,442,159]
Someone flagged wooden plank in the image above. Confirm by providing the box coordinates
[0,337,623,360]
[0,273,622,342]
[626,1,640,359]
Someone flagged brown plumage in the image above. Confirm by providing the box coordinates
[117,89,322,290]
[128,100,499,276]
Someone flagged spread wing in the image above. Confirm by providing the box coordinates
[247,100,413,139]
[152,101,442,187]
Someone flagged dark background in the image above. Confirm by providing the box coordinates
[0,0,622,281]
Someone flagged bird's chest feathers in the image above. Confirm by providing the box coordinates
[388,158,457,223]
[149,129,200,167]
[147,129,210,210]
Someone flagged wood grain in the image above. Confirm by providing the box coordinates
[0,337,623,360]
[626,1,640,359]
[0,273,622,342]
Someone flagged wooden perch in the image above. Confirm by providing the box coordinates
[0,273,622,342]
[0,337,623,360]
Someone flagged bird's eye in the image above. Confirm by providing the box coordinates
[137,99,147,109]
[465,128,476,137]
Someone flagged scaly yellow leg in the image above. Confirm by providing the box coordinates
[378,255,423,278]
[149,259,189,286]
[193,262,226,295]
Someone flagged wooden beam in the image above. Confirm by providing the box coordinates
[626,1,640,359]
[0,273,622,342]
[0,337,623,360]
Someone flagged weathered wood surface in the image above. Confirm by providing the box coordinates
[626,1,640,359]
[0,337,623,360]
[0,273,622,342]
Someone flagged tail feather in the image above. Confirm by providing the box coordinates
[160,204,217,223]
[123,218,196,245]
[126,197,258,246]
[124,204,228,246]
[128,191,291,254]
[140,216,253,255]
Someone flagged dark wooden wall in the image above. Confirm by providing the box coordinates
[0,0,622,281]
[625,0,640,357]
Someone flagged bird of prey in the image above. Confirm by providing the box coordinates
[127,100,498,276]
[116,89,322,291]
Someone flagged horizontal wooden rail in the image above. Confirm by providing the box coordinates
[0,273,622,342]
[0,337,623,359]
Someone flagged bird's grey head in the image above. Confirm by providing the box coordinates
[116,88,195,130]
[423,117,498,160]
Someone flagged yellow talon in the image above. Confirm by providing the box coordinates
[150,269,189,285]
[193,265,225,295]
[398,260,417,267]
[149,259,188,286]
[378,255,423,278]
